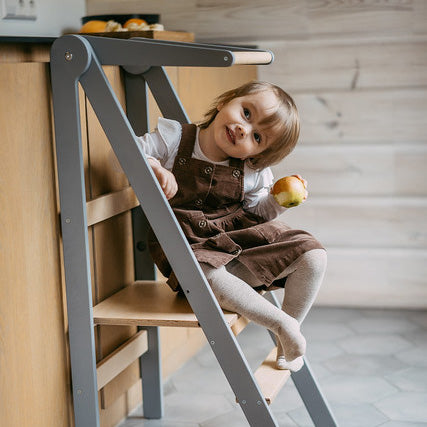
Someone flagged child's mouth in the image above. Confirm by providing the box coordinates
[226,127,235,144]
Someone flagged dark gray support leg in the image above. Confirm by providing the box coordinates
[124,71,163,418]
[142,66,190,123]
[138,326,163,418]
[264,292,338,427]
[50,36,100,427]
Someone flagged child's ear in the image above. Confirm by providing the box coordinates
[217,102,223,111]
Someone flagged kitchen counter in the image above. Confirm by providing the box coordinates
[0,31,194,63]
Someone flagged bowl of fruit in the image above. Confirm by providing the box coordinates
[80,14,163,33]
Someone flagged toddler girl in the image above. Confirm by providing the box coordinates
[140,81,326,371]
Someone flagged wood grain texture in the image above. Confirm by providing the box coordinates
[272,144,427,196]
[279,196,427,249]
[253,347,291,405]
[97,330,148,390]
[87,0,427,42]
[0,42,51,63]
[0,63,70,426]
[258,37,427,92]
[93,281,239,327]
[292,89,427,144]
[86,186,139,226]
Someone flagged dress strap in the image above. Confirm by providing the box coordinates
[176,123,197,158]
[229,156,244,170]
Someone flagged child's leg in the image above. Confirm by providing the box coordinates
[200,263,306,362]
[225,248,326,370]
[275,249,327,370]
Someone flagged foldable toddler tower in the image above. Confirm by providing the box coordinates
[50,34,338,427]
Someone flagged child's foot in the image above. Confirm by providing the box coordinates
[276,317,306,361]
[276,355,304,372]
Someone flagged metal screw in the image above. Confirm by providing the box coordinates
[136,241,147,251]
[257,400,262,405]
[210,340,215,345]
[224,56,229,61]
[65,51,73,61]
[77,389,82,395]
[241,399,246,405]
[65,218,71,224]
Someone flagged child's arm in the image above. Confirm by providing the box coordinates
[243,168,307,221]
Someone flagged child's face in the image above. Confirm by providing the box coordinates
[208,90,280,162]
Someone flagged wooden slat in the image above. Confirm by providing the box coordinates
[93,281,239,327]
[86,186,139,226]
[272,144,427,197]
[97,330,148,390]
[254,347,291,405]
[258,37,427,92]
[279,196,427,249]
[293,90,427,144]
[232,51,273,65]
[236,347,291,405]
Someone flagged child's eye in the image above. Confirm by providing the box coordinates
[254,133,261,144]
[243,108,251,119]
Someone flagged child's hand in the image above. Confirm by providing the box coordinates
[148,158,178,200]
[291,174,308,201]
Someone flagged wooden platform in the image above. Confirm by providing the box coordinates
[255,348,291,404]
[93,280,239,328]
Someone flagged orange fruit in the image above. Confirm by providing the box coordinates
[80,20,107,33]
[123,18,147,28]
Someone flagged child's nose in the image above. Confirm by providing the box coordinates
[236,125,247,138]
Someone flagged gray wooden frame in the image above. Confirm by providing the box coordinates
[50,34,337,427]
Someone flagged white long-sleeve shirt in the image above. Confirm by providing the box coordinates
[137,118,287,221]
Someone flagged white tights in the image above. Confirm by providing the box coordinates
[200,249,327,371]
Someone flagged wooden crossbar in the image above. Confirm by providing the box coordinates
[233,51,273,65]
[96,330,148,390]
[86,186,139,226]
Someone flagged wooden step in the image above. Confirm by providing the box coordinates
[93,280,240,328]
[254,347,291,405]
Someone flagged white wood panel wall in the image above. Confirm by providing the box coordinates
[87,0,427,307]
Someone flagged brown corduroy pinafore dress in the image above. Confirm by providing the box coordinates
[148,124,324,292]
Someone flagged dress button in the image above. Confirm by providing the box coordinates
[204,166,213,175]
[178,157,187,166]
[232,169,241,178]
[198,220,207,228]
[195,198,203,207]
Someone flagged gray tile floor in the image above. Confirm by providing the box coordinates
[119,304,427,427]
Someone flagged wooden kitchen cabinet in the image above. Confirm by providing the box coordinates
[0,40,257,427]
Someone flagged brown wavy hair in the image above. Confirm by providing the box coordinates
[198,81,300,169]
